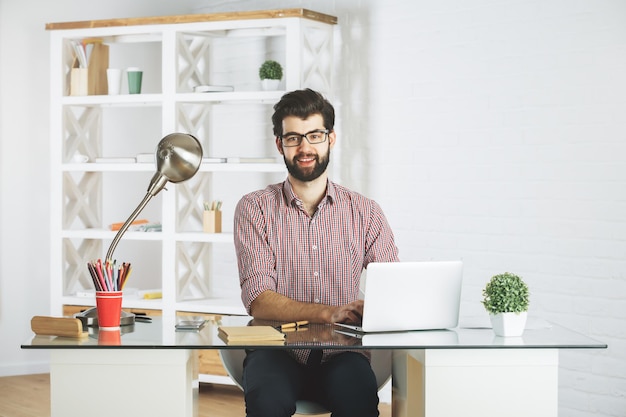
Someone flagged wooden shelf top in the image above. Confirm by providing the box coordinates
[45,8,337,30]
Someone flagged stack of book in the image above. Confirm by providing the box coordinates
[218,326,286,345]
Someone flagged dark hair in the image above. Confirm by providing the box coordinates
[271,88,335,137]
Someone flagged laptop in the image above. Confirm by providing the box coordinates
[335,260,463,333]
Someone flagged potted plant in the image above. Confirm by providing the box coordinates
[259,60,283,90]
[482,272,529,337]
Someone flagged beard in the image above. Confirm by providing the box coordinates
[283,148,331,182]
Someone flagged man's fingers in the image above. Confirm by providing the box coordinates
[331,300,365,324]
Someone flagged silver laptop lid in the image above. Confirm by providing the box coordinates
[359,260,463,332]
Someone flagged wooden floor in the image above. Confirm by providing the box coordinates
[0,374,392,417]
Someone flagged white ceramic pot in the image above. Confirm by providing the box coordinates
[261,79,280,91]
[490,312,528,337]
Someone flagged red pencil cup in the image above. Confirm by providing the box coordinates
[98,329,122,345]
[95,291,123,329]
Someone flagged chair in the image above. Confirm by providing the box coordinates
[219,348,392,415]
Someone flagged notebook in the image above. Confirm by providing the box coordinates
[334,260,463,333]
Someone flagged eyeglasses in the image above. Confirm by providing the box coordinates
[279,129,329,147]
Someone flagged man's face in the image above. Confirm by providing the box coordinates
[276,114,336,183]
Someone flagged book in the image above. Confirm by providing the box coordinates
[136,153,155,163]
[95,157,136,163]
[194,85,234,93]
[218,326,285,345]
[202,157,227,163]
[226,156,279,163]
[109,219,149,231]
[139,289,162,299]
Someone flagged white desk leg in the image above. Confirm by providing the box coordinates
[50,349,198,417]
[392,349,558,417]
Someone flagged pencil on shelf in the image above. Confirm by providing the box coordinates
[203,200,222,211]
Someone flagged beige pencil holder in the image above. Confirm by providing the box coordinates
[203,210,222,233]
[70,68,88,96]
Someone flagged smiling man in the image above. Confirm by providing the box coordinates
[233,88,399,417]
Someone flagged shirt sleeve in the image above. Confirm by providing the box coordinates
[233,194,278,314]
[363,200,400,266]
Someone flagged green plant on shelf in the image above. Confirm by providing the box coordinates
[259,60,283,80]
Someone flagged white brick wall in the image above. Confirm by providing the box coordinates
[358,1,625,416]
[200,1,626,415]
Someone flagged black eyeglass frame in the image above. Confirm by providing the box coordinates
[279,129,330,147]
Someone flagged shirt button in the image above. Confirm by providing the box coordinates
[313,272,319,277]
[312,245,317,250]
[314,298,320,303]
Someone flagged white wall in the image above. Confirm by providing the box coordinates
[363,3,626,416]
[1,1,624,416]
[0,0,197,374]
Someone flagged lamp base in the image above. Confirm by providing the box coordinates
[74,307,135,327]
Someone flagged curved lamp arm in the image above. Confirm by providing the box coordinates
[105,133,202,262]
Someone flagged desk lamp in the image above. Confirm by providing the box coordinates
[105,132,203,262]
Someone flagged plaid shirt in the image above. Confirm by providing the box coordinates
[234,179,399,363]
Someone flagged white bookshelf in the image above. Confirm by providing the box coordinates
[47,10,337,319]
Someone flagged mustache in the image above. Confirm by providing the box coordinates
[293,153,318,161]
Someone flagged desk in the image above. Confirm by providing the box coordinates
[22,316,606,417]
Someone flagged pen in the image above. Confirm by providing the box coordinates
[121,263,132,290]
[275,320,309,331]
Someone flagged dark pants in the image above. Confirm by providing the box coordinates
[242,349,379,417]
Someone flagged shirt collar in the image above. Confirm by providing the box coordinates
[282,178,337,207]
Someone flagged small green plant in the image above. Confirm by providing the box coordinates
[259,60,283,80]
[482,272,529,314]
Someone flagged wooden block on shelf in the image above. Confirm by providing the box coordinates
[63,305,91,316]
[199,351,229,376]
[70,68,88,96]
[129,308,162,316]
[87,42,109,95]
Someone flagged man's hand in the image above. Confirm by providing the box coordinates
[330,300,363,324]
[250,290,364,325]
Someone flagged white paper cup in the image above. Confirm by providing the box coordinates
[107,68,122,95]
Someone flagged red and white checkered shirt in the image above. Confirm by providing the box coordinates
[234,179,399,363]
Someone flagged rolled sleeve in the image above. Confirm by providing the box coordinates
[363,200,400,266]
[234,194,278,314]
